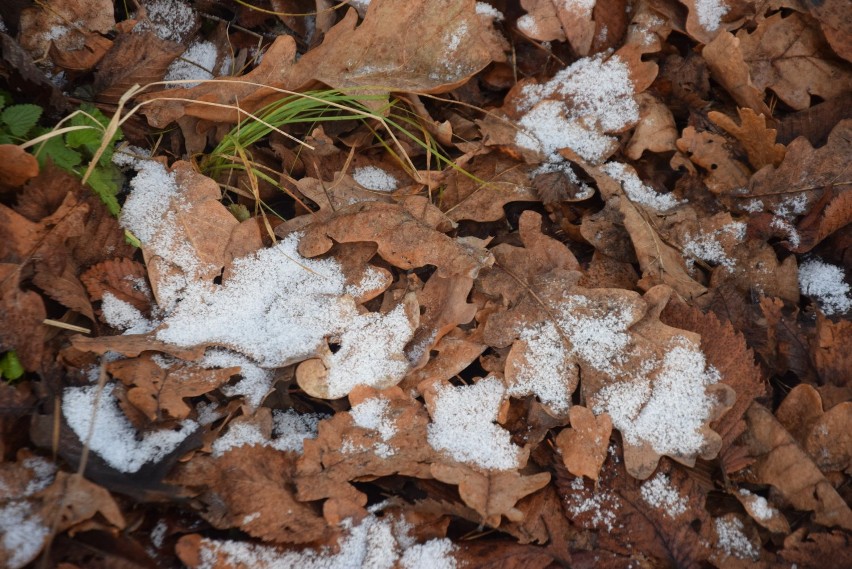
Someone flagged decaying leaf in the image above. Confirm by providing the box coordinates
[709,107,786,170]
[0,145,38,188]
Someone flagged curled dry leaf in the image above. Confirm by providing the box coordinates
[554,405,612,481]
[741,403,852,531]
[734,488,790,535]
[702,31,772,116]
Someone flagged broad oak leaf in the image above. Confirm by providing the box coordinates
[554,405,613,481]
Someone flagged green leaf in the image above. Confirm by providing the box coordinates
[86,164,123,216]
[66,105,122,165]
[0,351,24,381]
[228,203,251,222]
[37,135,82,170]
[2,104,42,137]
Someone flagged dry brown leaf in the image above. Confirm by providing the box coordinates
[295,386,436,503]
[294,0,508,94]
[517,0,598,55]
[403,328,485,393]
[660,296,766,457]
[780,529,852,569]
[0,264,46,372]
[738,119,852,218]
[580,160,708,300]
[675,127,751,195]
[49,32,112,72]
[776,384,851,475]
[18,0,115,58]
[173,442,329,544]
[702,31,772,117]
[430,462,550,527]
[107,354,238,421]
[0,145,38,189]
[93,30,184,104]
[625,93,678,159]
[738,12,852,111]
[141,34,299,127]
[708,107,786,170]
[32,262,94,321]
[792,189,852,253]
[734,488,790,534]
[81,258,151,312]
[297,201,493,278]
[485,270,732,478]
[812,313,851,388]
[741,403,852,531]
[440,154,537,223]
[556,449,714,566]
[678,0,745,45]
[407,274,477,367]
[554,406,612,481]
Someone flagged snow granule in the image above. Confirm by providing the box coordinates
[201,350,273,408]
[446,22,468,53]
[212,409,323,457]
[509,321,573,414]
[427,376,521,470]
[62,383,198,473]
[165,40,218,88]
[741,198,763,213]
[140,0,196,43]
[714,517,758,560]
[351,398,397,441]
[770,216,801,248]
[640,473,688,517]
[272,408,324,452]
[682,221,746,272]
[737,489,774,521]
[601,162,683,212]
[150,519,168,549]
[101,292,154,333]
[799,258,852,315]
[0,16,7,33]
[195,514,456,569]
[565,477,619,530]
[22,457,56,497]
[0,501,49,569]
[352,166,398,192]
[592,335,721,458]
[694,0,729,33]
[514,54,638,164]
[475,2,504,21]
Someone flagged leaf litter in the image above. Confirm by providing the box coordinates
[2,0,852,566]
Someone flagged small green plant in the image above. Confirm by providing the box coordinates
[201,89,472,211]
[0,351,24,382]
[2,91,125,216]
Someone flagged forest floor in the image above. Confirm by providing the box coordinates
[0,0,851,567]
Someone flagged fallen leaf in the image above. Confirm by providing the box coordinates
[775,384,851,474]
[780,529,852,569]
[734,488,790,534]
[94,30,184,104]
[107,354,238,421]
[0,145,38,188]
[741,403,852,531]
[431,462,550,527]
[80,258,151,312]
[297,201,493,278]
[625,93,678,159]
[709,107,785,170]
[675,126,751,195]
[0,264,46,371]
[173,442,329,544]
[702,31,772,116]
[18,0,114,59]
[737,12,852,111]
[554,405,612,481]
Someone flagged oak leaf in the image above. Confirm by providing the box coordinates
[702,31,772,116]
[675,127,751,195]
[625,93,678,159]
[709,107,785,170]
[0,145,38,188]
[554,406,612,481]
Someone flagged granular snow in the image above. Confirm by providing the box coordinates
[640,472,688,517]
[426,375,521,470]
[798,258,852,315]
[352,166,398,192]
[694,0,729,33]
[0,501,49,569]
[165,40,218,88]
[715,517,758,560]
[601,162,683,212]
